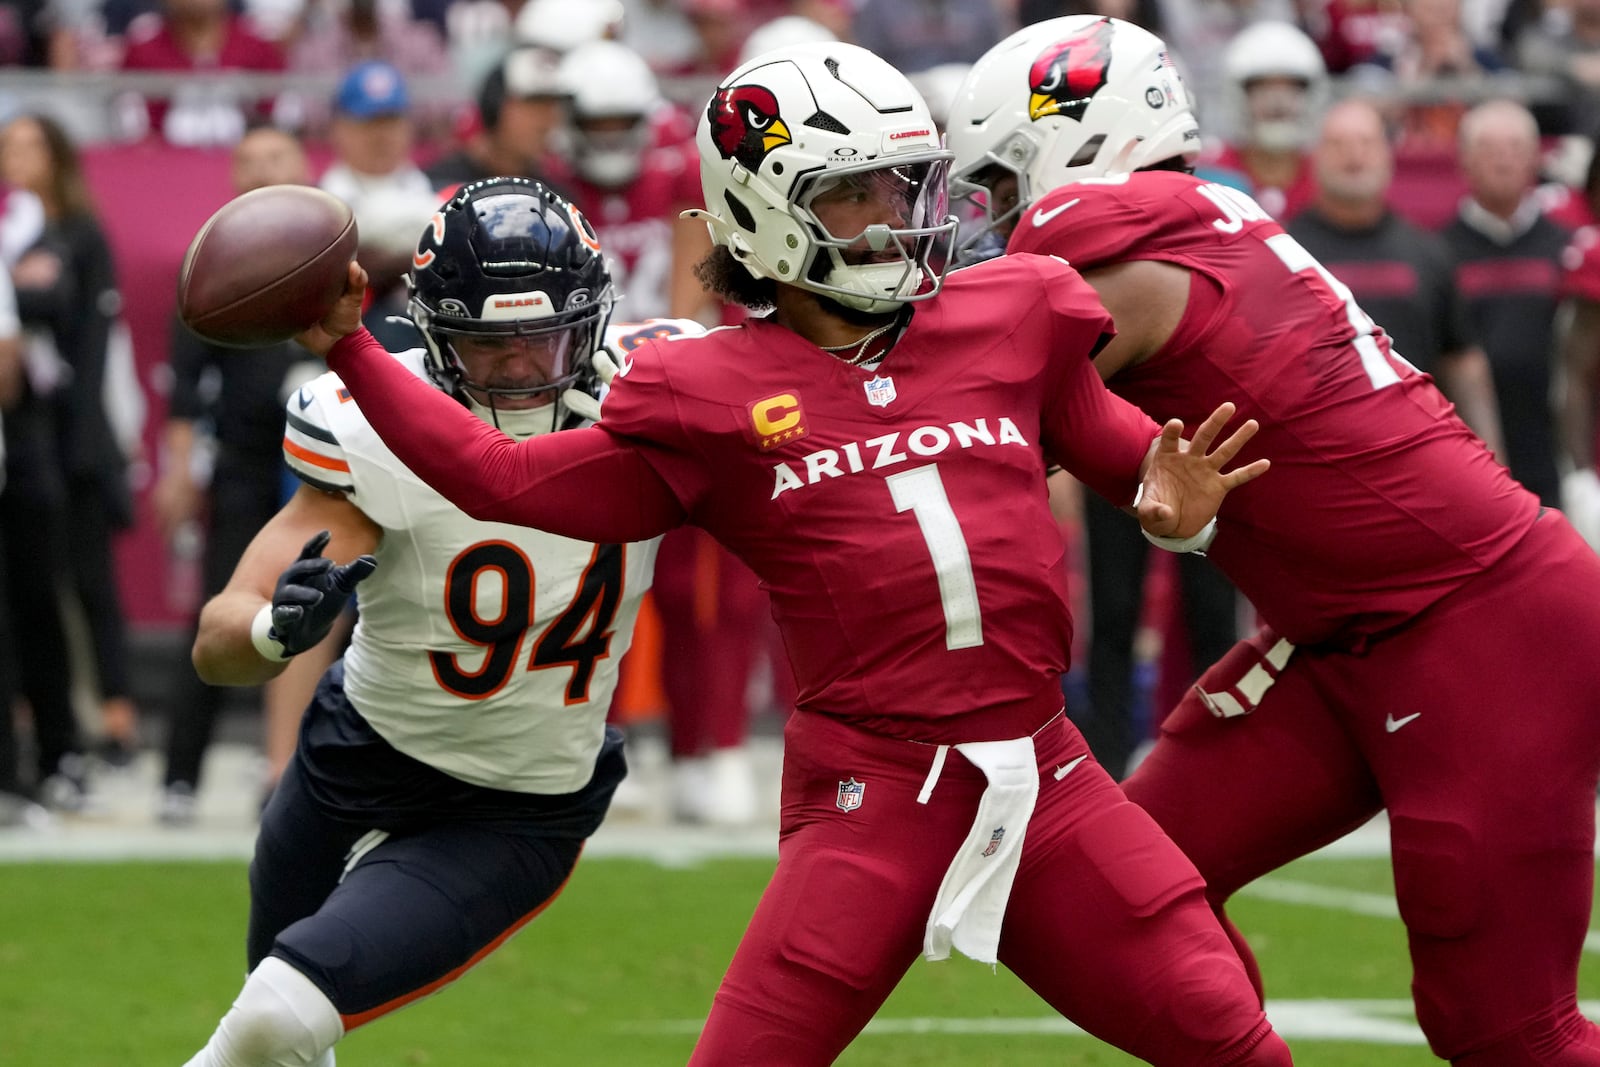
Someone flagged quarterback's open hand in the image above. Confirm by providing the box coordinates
[293,260,369,358]
[560,346,624,423]
[1136,402,1268,540]
[269,530,376,656]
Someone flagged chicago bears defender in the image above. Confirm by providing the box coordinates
[293,42,1293,1067]
[948,15,1600,1066]
[179,179,690,1067]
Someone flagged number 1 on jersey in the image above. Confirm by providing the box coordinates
[886,465,983,650]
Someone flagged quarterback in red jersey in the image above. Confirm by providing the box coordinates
[295,42,1292,1067]
[950,15,1600,1066]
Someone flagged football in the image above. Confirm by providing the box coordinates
[178,185,359,348]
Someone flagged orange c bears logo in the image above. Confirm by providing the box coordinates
[749,393,808,451]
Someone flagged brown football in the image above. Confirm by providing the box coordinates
[178,185,359,348]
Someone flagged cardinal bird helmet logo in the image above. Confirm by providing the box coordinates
[707,84,793,171]
[1028,18,1115,123]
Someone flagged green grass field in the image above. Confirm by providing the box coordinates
[6,852,1599,1065]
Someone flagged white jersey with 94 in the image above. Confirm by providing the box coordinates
[280,319,703,794]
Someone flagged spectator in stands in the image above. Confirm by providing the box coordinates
[153,124,325,825]
[1196,19,1326,220]
[1289,98,1506,457]
[666,0,750,77]
[0,0,56,65]
[852,0,1003,74]
[117,0,287,145]
[1515,0,1600,137]
[287,0,450,136]
[1155,0,1295,138]
[424,45,567,192]
[318,61,436,349]
[0,112,144,766]
[1442,99,1569,506]
[1371,0,1502,152]
[290,0,446,72]
[1017,0,1162,32]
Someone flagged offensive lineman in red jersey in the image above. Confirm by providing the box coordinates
[290,42,1293,1067]
[949,15,1600,1066]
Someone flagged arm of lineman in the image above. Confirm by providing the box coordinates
[191,484,380,686]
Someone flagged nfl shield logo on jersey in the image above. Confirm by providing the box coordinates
[863,375,896,407]
[836,777,866,812]
[981,826,1005,857]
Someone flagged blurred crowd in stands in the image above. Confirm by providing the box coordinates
[1,0,1600,830]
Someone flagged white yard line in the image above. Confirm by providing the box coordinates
[617,1000,1600,1045]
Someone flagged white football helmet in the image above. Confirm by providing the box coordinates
[946,16,1199,262]
[558,40,660,188]
[686,41,957,314]
[1222,20,1328,152]
[738,15,838,66]
[514,0,624,53]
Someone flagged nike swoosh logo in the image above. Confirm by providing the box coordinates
[296,387,313,411]
[1385,712,1422,733]
[1033,198,1081,228]
[1054,754,1088,780]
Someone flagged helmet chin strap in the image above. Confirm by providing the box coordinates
[465,393,562,439]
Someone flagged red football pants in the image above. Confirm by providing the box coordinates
[1126,512,1600,1064]
[691,710,1291,1065]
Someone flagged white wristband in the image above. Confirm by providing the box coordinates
[250,604,290,660]
[1141,518,1218,554]
[1132,482,1219,554]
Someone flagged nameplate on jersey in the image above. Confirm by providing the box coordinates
[863,374,896,408]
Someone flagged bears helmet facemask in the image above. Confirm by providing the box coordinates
[408,178,613,438]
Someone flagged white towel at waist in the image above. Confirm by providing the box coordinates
[922,736,1039,965]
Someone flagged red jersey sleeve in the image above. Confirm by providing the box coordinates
[598,337,720,514]
[1006,180,1149,272]
[1560,226,1600,303]
[325,330,684,540]
[1023,255,1159,504]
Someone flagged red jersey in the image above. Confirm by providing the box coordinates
[120,17,286,141]
[328,255,1158,743]
[1009,171,1540,649]
[555,140,702,321]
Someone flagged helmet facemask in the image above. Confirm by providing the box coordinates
[791,156,957,313]
[950,134,1039,265]
[414,298,609,437]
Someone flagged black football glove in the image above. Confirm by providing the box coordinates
[269,530,376,656]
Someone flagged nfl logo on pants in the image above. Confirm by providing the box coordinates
[836,777,865,812]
